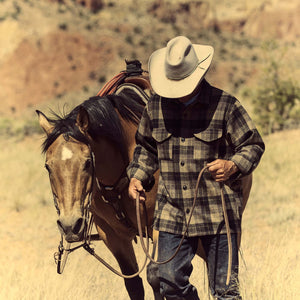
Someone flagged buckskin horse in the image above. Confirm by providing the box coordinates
[37,80,252,300]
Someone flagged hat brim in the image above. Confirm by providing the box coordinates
[148,44,214,98]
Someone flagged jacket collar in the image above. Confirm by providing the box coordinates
[165,79,211,106]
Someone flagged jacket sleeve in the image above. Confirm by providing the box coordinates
[226,99,265,176]
[127,104,159,183]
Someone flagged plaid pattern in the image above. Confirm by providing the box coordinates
[127,80,265,236]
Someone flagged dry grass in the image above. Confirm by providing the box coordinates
[0,129,299,299]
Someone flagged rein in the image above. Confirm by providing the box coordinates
[136,165,233,285]
[54,162,232,284]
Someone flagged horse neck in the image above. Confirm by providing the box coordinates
[117,113,139,163]
[92,114,138,186]
[92,135,127,186]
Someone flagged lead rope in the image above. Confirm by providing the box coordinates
[136,165,232,285]
[54,194,149,278]
[220,182,232,285]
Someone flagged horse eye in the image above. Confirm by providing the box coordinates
[84,159,92,170]
[45,163,51,173]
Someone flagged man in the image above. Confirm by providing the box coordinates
[127,36,265,299]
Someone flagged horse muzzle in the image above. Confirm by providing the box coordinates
[57,216,86,243]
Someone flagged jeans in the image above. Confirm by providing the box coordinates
[158,232,241,300]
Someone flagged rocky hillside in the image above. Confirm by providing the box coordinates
[0,0,299,115]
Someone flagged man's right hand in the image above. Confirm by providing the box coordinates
[128,178,146,202]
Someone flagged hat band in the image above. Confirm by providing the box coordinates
[166,53,212,81]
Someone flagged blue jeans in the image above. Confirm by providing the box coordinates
[158,232,241,300]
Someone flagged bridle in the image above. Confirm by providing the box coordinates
[53,146,149,278]
[94,167,137,233]
[53,147,96,274]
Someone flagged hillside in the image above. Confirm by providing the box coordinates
[0,0,299,115]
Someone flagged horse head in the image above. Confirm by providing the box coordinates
[37,110,94,243]
[37,91,146,240]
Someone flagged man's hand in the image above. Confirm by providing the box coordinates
[207,159,239,182]
[128,178,146,202]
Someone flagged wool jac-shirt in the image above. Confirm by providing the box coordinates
[127,80,265,237]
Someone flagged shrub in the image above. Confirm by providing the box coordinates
[252,41,300,134]
[58,23,68,30]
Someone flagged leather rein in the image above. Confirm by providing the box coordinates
[54,151,232,285]
[136,166,233,285]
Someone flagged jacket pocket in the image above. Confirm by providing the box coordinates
[152,128,173,160]
[193,128,223,160]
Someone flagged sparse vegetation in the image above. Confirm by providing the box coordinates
[0,0,298,119]
[0,116,42,138]
[251,41,300,134]
[58,23,68,30]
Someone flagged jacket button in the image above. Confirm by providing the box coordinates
[186,208,190,214]
[183,185,187,190]
[181,137,185,142]
[180,161,185,166]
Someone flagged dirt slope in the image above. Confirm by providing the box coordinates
[0,0,299,114]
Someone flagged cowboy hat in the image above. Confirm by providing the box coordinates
[148,36,214,98]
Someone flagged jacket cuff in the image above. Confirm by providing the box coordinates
[126,164,150,183]
[230,155,256,176]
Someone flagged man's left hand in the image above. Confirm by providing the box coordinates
[207,159,239,182]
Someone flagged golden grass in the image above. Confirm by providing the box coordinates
[0,129,299,299]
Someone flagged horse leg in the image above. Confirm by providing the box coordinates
[116,252,145,300]
[147,261,163,300]
[146,230,164,300]
[93,216,145,300]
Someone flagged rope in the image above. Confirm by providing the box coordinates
[96,72,127,97]
[54,164,232,283]
[136,165,233,284]
[220,183,232,285]
[55,212,150,279]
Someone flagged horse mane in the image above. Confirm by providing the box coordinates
[41,90,145,159]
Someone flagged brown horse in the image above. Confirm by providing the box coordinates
[37,89,252,300]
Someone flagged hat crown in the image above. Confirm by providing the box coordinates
[165,36,199,80]
[148,35,214,98]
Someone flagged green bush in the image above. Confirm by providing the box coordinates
[0,117,42,138]
[252,41,300,134]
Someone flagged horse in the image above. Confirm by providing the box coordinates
[37,88,252,300]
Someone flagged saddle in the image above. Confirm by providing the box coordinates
[97,59,153,103]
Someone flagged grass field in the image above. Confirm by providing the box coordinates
[0,129,299,300]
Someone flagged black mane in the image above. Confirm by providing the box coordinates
[41,89,145,159]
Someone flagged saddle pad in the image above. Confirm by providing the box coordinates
[115,83,151,105]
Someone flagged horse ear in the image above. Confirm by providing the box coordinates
[76,106,90,134]
[36,110,54,135]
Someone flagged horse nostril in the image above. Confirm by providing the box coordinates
[72,218,84,234]
[57,219,66,233]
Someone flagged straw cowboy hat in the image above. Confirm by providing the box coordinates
[148,36,214,98]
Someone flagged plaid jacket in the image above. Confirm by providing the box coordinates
[127,80,265,236]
